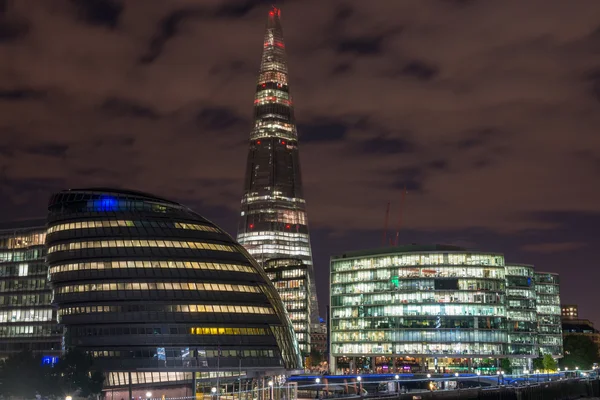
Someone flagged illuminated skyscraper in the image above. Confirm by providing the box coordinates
[237,6,319,336]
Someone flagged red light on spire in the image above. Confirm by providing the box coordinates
[269,10,274,16]
[249,223,254,229]
[285,224,291,229]
[257,140,261,145]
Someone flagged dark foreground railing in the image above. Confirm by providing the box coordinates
[379,378,600,400]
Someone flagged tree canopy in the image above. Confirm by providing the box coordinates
[542,354,558,372]
[560,334,599,370]
[0,349,104,399]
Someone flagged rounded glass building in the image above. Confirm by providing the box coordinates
[46,188,301,395]
[330,245,509,374]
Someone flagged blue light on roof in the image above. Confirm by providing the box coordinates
[95,196,118,211]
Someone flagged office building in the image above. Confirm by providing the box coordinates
[264,258,311,355]
[329,245,563,374]
[0,220,62,361]
[535,272,563,357]
[561,304,578,319]
[46,188,302,396]
[236,6,319,334]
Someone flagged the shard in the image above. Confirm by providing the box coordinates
[237,6,319,355]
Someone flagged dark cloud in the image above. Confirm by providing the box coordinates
[298,119,348,142]
[25,144,69,158]
[399,60,439,81]
[196,106,247,132]
[336,36,384,55]
[585,68,600,104]
[359,135,414,155]
[331,62,352,75]
[0,89,45,101]
[71,0,123,29]
[455,128,499,149]
[101,97,160,119]
[139,9,201,64]
[0,7,29,42]
[215,0,272,19]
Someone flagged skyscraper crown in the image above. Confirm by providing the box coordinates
[252,5,296,140]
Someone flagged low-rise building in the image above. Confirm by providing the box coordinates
[0,220,62,361]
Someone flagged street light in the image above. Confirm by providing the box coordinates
[496,371,501,385]
[211,387,217,394]
[315,378,321,399]
[146,392,152,399]
[66,396,72,400]
[268,381,274,400]
[394,375,400,393]
[476,371,481,387]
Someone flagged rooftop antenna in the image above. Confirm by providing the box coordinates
[382,201,391,246]
[394,185,408,246]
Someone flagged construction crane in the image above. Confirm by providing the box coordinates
[382,201,391,246]
[394,185,408,246]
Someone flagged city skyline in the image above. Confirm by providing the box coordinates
[0,0,599,323]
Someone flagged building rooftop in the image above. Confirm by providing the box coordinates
[0,218,47,232]
[331,244,475,260]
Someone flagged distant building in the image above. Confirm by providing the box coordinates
[535,272,563,358]
[46,188,302,396]
[0,220,62,361]
[329,245,563,375]
[264,258,311,355]
[310,319,327,355]
[561,304,578,319]
[562,318,600,357]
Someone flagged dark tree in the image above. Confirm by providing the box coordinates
[500,358,513,374]
[561,335,599,370]
[55,348,105,399]
[532,356,544,371]
[0,350,49,398]
[543,354,558,372]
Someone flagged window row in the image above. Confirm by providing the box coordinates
[49,260,255,275]
[332,316,505,331]
[331,342,505,356]
[0,278,49,292]
[332,304,505,319]
[48,240,236,254]
[0,232,46,249]
[0,292,52,307]
[48,219,219,234]
[0,324,62,337]
[0,248,44,263]
[332,291,505,307]
[55,281,259,294]
[332,279,505,295]
[90,348,277,359]
[59,304,274,316]
[332,253,505,273]
[0,308,55,323]
[332,266,505,284]
[0,262,47,278]
[332,330,508,344]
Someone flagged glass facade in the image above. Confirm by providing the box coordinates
[264,258,311,355]
[505,264,537,371]
[0,221,62,360]
[46,188,302,391]
[329,246,563,374]
[535,272,563,357]
[237,6,319,330]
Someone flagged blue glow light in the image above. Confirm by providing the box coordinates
[41,356,58,365]
[95,196,118,211]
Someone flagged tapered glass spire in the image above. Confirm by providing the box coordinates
[237,6,319,355]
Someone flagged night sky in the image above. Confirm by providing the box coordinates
[1,1,600,323]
